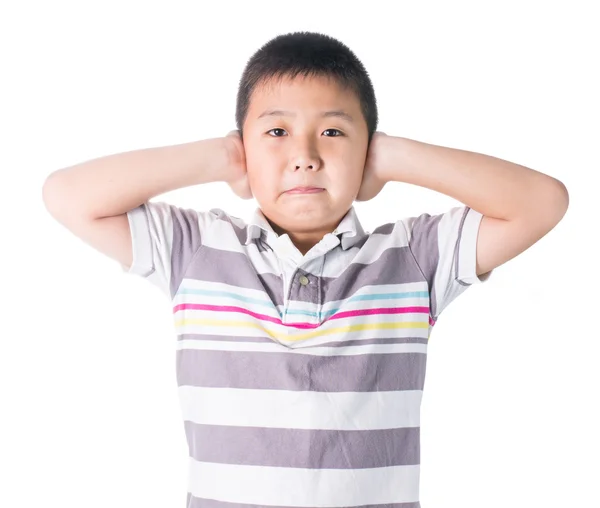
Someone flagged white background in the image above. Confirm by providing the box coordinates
[2,1,597,507]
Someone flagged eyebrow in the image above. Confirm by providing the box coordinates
[257,109,355,124]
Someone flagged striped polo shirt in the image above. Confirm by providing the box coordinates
[123,201,492,508]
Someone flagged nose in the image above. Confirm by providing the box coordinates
[292,145,321,171]
[295,162,317,170]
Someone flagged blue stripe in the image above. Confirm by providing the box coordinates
[176,288,429,318]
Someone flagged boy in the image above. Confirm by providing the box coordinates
[43,31,568,508]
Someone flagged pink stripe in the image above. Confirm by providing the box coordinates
[174,303,430,330]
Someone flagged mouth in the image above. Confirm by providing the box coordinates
[285,187,325,194]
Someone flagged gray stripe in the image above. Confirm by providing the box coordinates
[169,206,203,298]
[184,245,425,308]
[183,420,420,468]
[177,348,427,392]
[405,211,444,319]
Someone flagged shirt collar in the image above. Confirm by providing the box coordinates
[244,205,367,251]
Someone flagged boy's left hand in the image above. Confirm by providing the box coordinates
[356,131,390,202]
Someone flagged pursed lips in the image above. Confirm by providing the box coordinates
[285,187,325,194]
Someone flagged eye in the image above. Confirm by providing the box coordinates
[266,128,344,137]
[266,128,286,137]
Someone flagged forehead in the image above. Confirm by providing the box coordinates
[247,75,361,123]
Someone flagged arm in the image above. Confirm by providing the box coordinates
[377,135,570,277]
[42,136,242,269]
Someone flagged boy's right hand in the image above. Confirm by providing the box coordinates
[224,130,253,200]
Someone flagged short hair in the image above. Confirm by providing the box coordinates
[235,31,378,144]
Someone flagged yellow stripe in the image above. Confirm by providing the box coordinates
[174,319,429,342]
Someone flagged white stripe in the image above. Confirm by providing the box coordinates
[177,338,428,355]
[187,457,421,506]
[179,277,428,296]
[179,385,423,430]
[200,219,411,278]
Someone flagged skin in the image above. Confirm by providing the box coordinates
[241,74,370,256]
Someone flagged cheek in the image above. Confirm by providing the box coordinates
[338,166,363,185]
[247,168,277,195]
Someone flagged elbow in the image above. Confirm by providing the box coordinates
[545,178,569,224]
[553,179,569,213]
[42,170,70,219]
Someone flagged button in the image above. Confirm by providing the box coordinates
[299,275,309,286]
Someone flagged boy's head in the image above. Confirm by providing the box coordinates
[235,31,378,255]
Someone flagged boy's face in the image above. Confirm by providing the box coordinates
[242,74,369,255]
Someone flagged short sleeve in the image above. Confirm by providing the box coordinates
[120,201,217,298]
[401,206,493,321]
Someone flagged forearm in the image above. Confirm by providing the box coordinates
[42,137,227,220]
[381,136,568,221]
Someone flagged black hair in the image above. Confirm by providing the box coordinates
[235,31,378,144]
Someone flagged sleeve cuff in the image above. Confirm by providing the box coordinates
[120,204,155,277]
[456,207,493,285]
